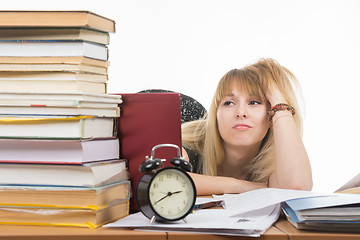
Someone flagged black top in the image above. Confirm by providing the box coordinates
[183,146,203,174]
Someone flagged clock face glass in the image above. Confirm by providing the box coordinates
[149,168,195,220]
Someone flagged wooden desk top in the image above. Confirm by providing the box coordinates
[1,219,360,240]
[0,225,167,240]
[275,219,360,240]
[167,224,287,240]
[0,224,286,240]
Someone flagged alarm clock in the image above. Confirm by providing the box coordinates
[136,144,196,224]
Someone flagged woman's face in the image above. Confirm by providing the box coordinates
[216,84,270,149]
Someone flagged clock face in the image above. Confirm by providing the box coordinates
[148,168,196,221]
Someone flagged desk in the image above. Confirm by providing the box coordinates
[1,220,360,240]
[275,219,360,240]
[0,225,166,240]
[167,225,287,240]
[0,224,285,240]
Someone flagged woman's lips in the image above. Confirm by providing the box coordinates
[233,124,251,130]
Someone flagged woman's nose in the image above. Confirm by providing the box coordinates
[236,105,248,119]
[236,113,247,118]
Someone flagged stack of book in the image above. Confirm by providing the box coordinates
[282,194,360,233]
[0,11,130,228]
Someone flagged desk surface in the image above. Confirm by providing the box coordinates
[1,220,360,240]
[0,224,285,240]
[275,220,360,240]
[0,225,166,240]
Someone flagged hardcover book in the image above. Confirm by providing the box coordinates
[0,11,115,33]
[0,115,118,139]
[0,181,130,208]
[114,93,182,211]
[0,159,128,187]
[0,138,120,164]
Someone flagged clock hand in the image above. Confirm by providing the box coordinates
[171,190,183,195]
[154,192,171,204]
[154,190,183,204]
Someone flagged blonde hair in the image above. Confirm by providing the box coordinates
[182,58,303,183]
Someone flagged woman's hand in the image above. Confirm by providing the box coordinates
[265,83,287,107]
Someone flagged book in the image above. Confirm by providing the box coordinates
[0,181,130,209]
[0,28,110,45]
[115,93,182,211]
[282,194,360,232]
[0,79,107,94]
[0,40,108,61]
[0,91,122,104]
[0,71,108,82]
[0,11,115,33]
[0,159,128,187]
[0,56,110,67]
[0,115,118,139]
[337,187,360,194]
[0,63,107,75]
[336,173,360,193]
[0,200,129,228]
[0,103,119,117]
[0,138,120,164]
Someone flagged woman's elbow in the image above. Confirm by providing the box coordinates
[285,179,313,191]
[269,175,313,191]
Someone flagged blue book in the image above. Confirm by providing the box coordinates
[282,194,360,232]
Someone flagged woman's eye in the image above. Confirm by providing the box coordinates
[224,101,234,106]
[249,100,261,105]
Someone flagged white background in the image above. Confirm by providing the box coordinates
[2,0,360,193]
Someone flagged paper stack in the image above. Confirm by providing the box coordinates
[0,11,130,228]
[104,188,326,236]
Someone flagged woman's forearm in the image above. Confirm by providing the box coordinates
[189,172,267,195]
[269,111,313,190]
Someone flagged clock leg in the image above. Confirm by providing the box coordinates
[182,218,188,224]
[150,215,156,224]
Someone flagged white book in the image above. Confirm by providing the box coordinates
[0,92,122,108]
[0,40,108,61]
[0,79,107,94]
[0,71,108,82]
[0,92,122,103]
[0,138,120,164]
[0,63,108,74]
[0,115,117,139]
[0,159,128,187]
[0,105,119,117]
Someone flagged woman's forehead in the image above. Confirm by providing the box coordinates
[220,78,264,99]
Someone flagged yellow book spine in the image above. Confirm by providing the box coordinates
[0,221,99,228]
[0,115,94,124]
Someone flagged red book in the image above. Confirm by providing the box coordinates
[114,93,182,211]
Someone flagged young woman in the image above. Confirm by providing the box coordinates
[182,58,313,195]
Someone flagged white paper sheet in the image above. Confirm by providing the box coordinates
[104,204,281,236]
[103,188,331,236]
[214,188,332,216]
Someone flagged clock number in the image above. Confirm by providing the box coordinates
[158,176,164,181]
[153,183,159,188]
[167,173,172,178]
